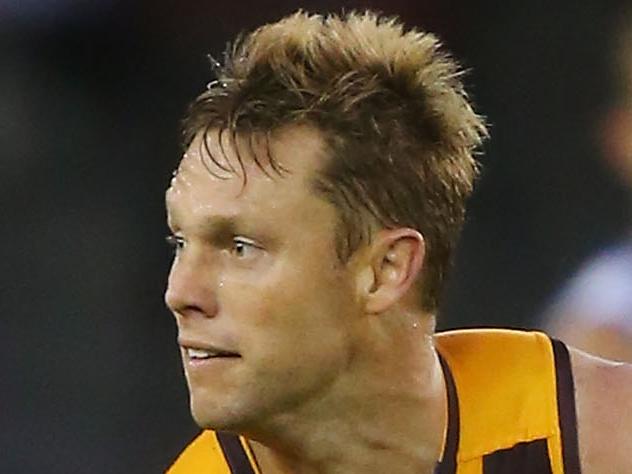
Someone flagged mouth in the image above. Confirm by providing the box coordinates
[178,339,241,363]
[184,347,241,360]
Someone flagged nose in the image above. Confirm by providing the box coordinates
[164,254,219,319]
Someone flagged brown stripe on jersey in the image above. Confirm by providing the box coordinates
[216,432,256,474]
[436,353,459,474]
[482,439,553,473]
[551,339,582,474]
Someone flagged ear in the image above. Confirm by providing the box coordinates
[362,228,425,314]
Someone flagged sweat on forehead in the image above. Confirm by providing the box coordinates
[180,125,327,185]
[168,124,331,200]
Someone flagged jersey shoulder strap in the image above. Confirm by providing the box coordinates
[435,329,580,474]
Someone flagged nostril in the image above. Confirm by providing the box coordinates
[165,285,218,319]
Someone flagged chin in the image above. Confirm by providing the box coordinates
[189,394,260,433]
[190,398,230,430]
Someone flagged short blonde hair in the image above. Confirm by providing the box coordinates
[182,10,487,312]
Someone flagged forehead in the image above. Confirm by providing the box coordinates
[165,125,330,224]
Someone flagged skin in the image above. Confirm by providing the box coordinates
[165,125,444,474]
[570,348,632,473]
[165,124,632,474]
[548,317,632,363]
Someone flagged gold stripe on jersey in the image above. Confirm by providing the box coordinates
[167,430,231,474]
[435,329,566,474]
[240,437,262,474]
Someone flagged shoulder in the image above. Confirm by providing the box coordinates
[570,346,632,473]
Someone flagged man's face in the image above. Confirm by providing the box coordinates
[165,125,361,431]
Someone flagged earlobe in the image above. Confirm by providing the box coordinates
[365,229,425,314]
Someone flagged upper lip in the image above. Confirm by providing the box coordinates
[178,338,240,356]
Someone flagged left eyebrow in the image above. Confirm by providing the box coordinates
[167,208,248,239]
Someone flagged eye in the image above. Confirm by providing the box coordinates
[165,234,185,254]
[231,238,261,259]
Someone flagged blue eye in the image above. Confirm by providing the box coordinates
[232,238,259,258]
[165,235,185,253]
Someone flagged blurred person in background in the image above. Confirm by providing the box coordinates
[165,10,632,474]
[542,8,632,363]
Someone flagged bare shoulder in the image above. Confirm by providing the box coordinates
[569,346,632,473]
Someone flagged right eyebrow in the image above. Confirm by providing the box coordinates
[197,216,240,240]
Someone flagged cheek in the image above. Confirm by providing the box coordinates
[224,267,354,358]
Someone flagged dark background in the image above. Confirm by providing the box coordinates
[2,0,630,472]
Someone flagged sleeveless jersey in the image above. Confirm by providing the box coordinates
[167,329,581,474]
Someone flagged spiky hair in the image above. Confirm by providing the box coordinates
[183,10,487,312]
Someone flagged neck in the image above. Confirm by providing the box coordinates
[246,314,447,474]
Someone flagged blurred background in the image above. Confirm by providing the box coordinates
[2,0,631,472]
